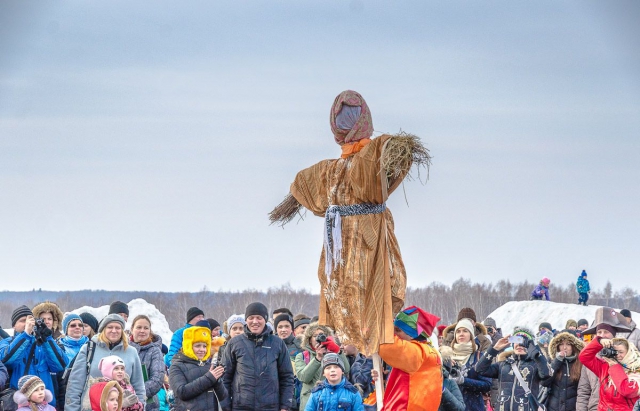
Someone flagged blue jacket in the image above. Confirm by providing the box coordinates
[0,333,67,406]
[58,335,89,364]
[305,377,364,411]
[576,277,590,294]
[457,352,492,411]
[0,359,8,389]
[531,284,550,300]
[164,324,191,368]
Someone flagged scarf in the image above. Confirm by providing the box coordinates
[330,90,373,145]
[452,342,474,366]
[131,335,153,346]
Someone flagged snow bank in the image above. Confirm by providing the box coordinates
[67,298,173,344]
[485,300,639,335]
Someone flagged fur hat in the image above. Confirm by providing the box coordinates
[582,307,631,335]
[98,314,126,333]
[457,307,477,323]
[454,319,476,339]
[11,305,33,327]
[274,314,294,330]
[186,307,205,323]
[548,332,585,357]
[32,301,64,334]
[321,352,345,372]
[182,326,211,361]
[226,314,245,330]
[80,312,99,333]
[394,306,440,340]
[98,355,125,380]
[13,375,53,406]
[302,322,335,351]
[62,314,84,335]
[90,380,123,411]
[245,302,269,321]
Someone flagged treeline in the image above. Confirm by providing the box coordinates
[1,279,638,331]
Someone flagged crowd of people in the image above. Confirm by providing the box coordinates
[1,298,639,411]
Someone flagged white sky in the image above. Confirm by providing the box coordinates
[1,1,639,292]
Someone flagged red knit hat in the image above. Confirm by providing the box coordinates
[437,325,447,336]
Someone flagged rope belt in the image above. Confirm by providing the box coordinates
[324,203,386,278]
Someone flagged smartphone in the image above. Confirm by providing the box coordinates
[508,336,523,344]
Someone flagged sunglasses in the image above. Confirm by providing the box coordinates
[68,323,83,328]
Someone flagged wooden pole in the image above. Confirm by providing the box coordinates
[372,353,384,409]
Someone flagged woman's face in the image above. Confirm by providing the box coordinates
[311,328,325,348]
[67,319,84,339]
[83,323,93,337]
[229,323,244,338]
[105,323,123,343]
[193,342,208,360]
[132,319,151,343]
[107,390,119,411]
[455,328,471,344]
[39,312,54,330]
[614,343,628,362]
[558,341,574,356]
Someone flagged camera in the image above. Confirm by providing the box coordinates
[33,318,52,345]
[449,364,461,378]
[315,333,327,343]
[600,347,618,359]
[486,326,495,334]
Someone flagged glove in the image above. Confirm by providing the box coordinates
[556,352,566,361]
[321,336,340,353]
[122,390,138,408]
[527,344,541,360]
[40,326,52,339]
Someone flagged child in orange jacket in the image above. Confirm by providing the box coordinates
[378,306,443,411]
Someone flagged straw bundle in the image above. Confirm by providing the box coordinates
[269,193,303,227]
[380,132,431,182]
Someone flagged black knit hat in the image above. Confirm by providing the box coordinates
[187,307,205,323]
[206,318,220,330]
[539,322,553,332]
[620,309,632,319]
[79,312,99,333]
[12,305,33,327]
[274,314,294,330]
[294,317,311,329]
[245,302,269,321]
[577,318,589,327]
[457,307,477,322]
[108,301,129,316]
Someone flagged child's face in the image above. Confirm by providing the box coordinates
[107,390,120,411]
[112,365,126,382]
[193,342,207,360]
[323,364,343,385]
[29,386,46,404]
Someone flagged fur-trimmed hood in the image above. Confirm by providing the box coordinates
[549,332,585,357]
[301,322,335,351]
[443,321,488,339]
[32,301,64,335]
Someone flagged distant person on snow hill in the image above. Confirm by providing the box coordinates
[165,307,205,368]
[530,277,551,301]
[576,270,591,306]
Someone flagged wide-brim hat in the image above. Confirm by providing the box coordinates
[582,306,632,335]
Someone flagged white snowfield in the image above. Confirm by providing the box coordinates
[67,298,173,344]
[485,300,639,336]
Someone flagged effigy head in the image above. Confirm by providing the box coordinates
[330,90,373,146]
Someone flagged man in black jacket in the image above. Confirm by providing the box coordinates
[223,302,294,411]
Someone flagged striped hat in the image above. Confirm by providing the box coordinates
[18,375,45,399]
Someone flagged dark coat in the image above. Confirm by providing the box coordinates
[458,351,492,411]
[169,351,227,411]
[222,327,294,411]
[542,332,584,411]
[130,335,166,411]
[476,347,552,411]
[439,368,466,411]
[349,354,373,400]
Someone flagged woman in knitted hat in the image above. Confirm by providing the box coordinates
[541,332,584,411]
[128,315,165,411]
[579,335,640,411]
[59,314,89,363]
[476,326,552,411]
[442,308,492,353]
[448,319,491,411]
[65,314,146,411]
[80,313,100,340]
[13,375,56,411]
[168,324,227,411]
[213,314,244,367]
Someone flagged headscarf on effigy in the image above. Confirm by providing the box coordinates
[330,90,373,146]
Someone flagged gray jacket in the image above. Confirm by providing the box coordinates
[618,321,640,350]
[64,336,146,411]
[130,335,166,411]
[576,365,599,411]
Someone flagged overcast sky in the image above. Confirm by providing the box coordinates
[1,1,638,293]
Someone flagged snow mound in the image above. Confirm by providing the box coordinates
[486,300,639,335]
[67,298,173,344]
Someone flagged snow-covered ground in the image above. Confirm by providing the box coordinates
[68,298,173,344]
[485,300,639,335]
